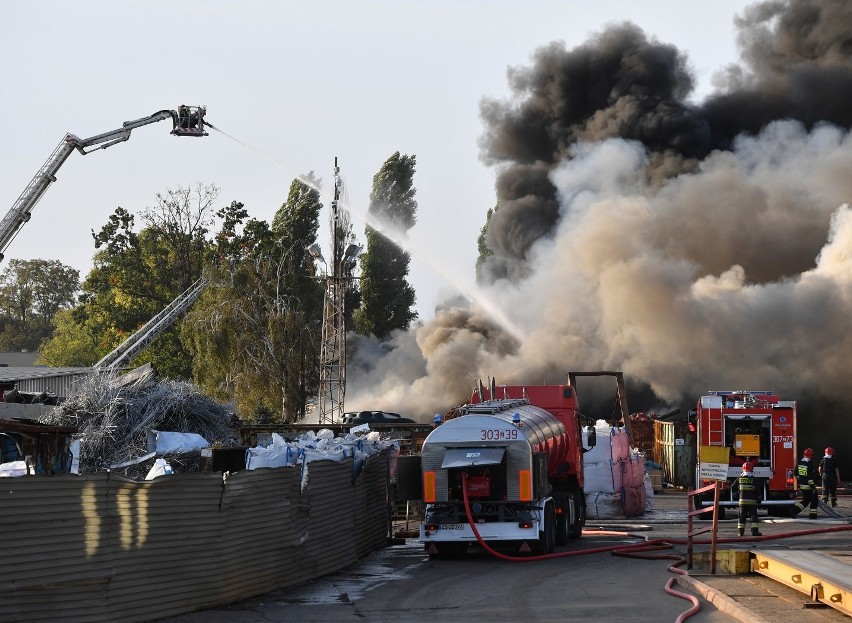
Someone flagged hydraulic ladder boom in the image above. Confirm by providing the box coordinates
[94,276,209,371]
[0,106,207,262]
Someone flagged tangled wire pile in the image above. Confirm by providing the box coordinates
[40,366,239,477]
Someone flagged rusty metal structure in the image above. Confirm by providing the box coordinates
[0,417,77,474]
[310,158,361,425]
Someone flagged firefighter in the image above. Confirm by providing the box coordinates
[188,107,200,130]
[178,105,190,129]
[736,460,761,536]
[792,447,819,518]
[819,447,841,507]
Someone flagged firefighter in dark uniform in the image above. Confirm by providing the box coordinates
[178,105,190,129]
[792,447,819,518]
[819,447,840,507]
[737,460,761,536]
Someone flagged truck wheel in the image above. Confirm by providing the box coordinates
[545,503,557,553]
[555,502,570,546]
[533,503,556,555]
[568,489,584,539]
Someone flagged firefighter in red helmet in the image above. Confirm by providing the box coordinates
[792,447,819,518]
[819,447,841,507]
[736,461,761,537]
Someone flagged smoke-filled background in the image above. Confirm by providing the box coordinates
[346,0,852,473]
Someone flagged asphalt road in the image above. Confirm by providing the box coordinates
[157,489,852,623]
[159,539,741,623]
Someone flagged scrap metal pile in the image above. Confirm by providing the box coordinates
[40,364,239,477]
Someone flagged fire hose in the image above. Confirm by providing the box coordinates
[459,472,852,622]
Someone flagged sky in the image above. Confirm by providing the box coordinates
[0,0,742,320]
[7,0,851,465]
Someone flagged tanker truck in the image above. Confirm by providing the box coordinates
[420,381,599,557]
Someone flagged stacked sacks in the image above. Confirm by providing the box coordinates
[583,420,628,519]
[245,429,399,492]
[621,450,647,517]
[583,420,647,518]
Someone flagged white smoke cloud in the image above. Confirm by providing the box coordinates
[522,121,852,402]
[346,120,852,421]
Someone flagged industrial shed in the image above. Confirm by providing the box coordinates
[0,366,91,402]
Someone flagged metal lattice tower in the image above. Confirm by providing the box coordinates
[314,158,360,425]
[317,268,346,424]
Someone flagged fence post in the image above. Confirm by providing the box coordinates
[686,481,719,573]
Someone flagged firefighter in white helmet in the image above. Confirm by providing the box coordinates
[736,461,761,537]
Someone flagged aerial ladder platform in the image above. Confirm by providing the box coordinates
[0,105,208,262]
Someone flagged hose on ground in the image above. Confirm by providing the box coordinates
[456,473,852,622]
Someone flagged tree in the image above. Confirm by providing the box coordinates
[476,203,498,285]
[40,184,218,376]
[141,184,214,292]
[271,172,324,311]
[37,309,101,366]
[354,152,418,338]
[184,177,324,422]
[0,259,79,352]
[270,173,324,419]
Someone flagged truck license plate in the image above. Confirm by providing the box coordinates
[441,524,466,530]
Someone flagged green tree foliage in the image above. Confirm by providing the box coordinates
[476,203,497,284]
[271,173,324,311]
[40,184,218,375]
[0,259,79,352]
[272,174,325,420]
[354,152,418,338]
[37,309,100,366]
[184,178,324,422]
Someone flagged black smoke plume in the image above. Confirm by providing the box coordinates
[347,0,852,473]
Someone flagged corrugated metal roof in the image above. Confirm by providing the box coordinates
[0,367,92,399]
[0,367,91,382]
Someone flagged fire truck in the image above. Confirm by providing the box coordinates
[419,376,612,557]
[695,390,797,515]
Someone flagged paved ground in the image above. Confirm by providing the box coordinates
[612,488,852,622]
[161,528,740,623]
[160,487,851,623]
[397,486,852,622]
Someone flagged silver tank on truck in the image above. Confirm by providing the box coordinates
[421,398,570,502]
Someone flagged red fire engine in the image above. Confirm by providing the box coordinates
[695,390,797,515]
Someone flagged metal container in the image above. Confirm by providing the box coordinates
[630,418,655,455]
[654,420,696,489]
